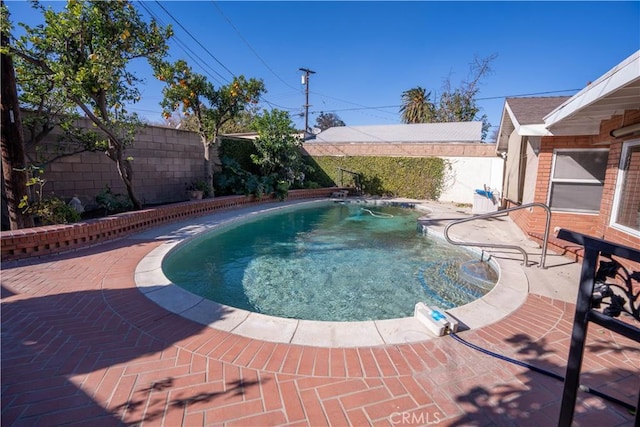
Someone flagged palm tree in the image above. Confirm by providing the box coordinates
[400,87,435,124]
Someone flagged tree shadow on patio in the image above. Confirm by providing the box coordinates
[0,284,244,425]
[448,331,638,426]
[113,376,268,424]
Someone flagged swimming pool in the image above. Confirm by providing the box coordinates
[162,201,497,322]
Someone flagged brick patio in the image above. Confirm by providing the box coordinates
[2,225,638,425]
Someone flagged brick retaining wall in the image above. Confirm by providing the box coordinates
[0,188,340,262]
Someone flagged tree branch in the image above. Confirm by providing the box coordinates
[68,93,122,147]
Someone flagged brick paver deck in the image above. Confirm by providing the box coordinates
[2,237,638,426]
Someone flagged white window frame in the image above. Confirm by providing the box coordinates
[547,148,609,214]
[610,139,640,237]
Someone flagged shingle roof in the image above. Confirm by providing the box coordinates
[506,97,571,125]
[310,122,483,143]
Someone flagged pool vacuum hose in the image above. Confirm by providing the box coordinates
[427,307,638,415]
[360,208,394,218]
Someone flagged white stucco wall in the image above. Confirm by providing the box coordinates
[438,156,504,204]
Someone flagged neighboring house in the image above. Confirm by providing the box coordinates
[309,122,483,143]
[303,122,503,204]
[496,50,640,249]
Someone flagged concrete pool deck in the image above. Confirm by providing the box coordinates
[1,198,638,426]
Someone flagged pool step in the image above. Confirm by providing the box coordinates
[418,260,496,308]
[458,260,498,291]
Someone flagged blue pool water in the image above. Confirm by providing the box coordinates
[162,202,497,321]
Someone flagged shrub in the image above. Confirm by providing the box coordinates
[304,156,450,199]
[17,165,81,225]
[96,185,133,214]
[218,137,260,174]
[215,157,280,199]
[22,197,81,225]
[274,180,289,200]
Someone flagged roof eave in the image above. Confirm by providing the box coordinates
[543,50,640,135]
[496,102,521,152]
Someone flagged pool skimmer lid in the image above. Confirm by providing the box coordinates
[414,302,459,336]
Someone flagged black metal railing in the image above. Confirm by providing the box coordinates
[556,228,640,426]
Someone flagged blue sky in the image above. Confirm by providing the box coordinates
[5,1,640,140]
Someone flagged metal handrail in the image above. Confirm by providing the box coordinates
[337,168,363,194]
[443,202,552,268]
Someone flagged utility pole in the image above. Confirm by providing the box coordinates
[299,67,315,136]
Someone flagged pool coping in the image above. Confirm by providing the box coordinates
[133,198,528,348]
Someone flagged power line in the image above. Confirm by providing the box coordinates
[131,3,583,127]
[170,38,226,85]
[138,1,301,120]
[141,1,297,112]
[310,105,398,114]
[153,1,235,81]
[208,1,307,113]
[137,1,225,85]
[210,1,299,92]
[309,105,397,124]
[308,89,581,115]
[310,90,398,117]
[259,99,300,112]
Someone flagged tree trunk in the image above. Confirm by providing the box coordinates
[110,140,142,210]
[1,37,34,229]
[203,140,215,197]
[116,157,142,210]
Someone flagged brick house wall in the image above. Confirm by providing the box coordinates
[611,148,640,234]
[506,109,640,250]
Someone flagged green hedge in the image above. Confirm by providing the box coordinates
[218,137,260,174]
[304,156,450,200]
[217,138,450,199]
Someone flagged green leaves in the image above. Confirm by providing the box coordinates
[250,109,306,185]
[400,87,435,124]
[8,0,173,209]
[154,59,265,146]
[399,54,496,140]
[315,112,346,131]
[307,156,449,200]
[13,0,171,126]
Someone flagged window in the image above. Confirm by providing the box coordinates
[611,140,640,236]
[548,149,609,213]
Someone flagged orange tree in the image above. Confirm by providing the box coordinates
[154,59,265,196]
[6,0,172,210]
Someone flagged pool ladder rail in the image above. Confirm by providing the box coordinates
[437,202,551,269]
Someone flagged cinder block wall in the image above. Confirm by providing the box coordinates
[31,123,501,209]
[27,118,210,209]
